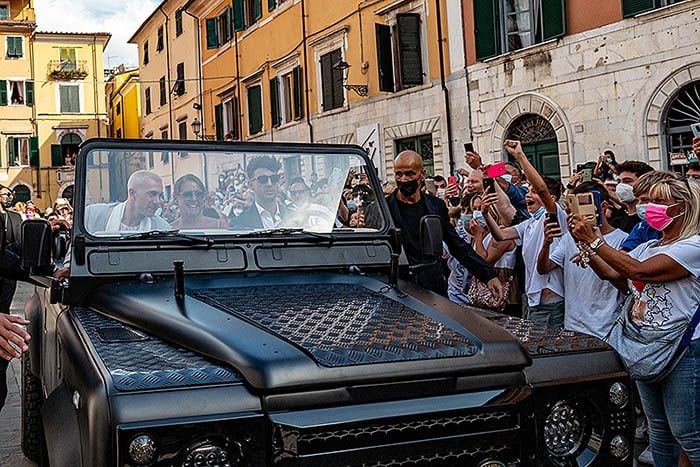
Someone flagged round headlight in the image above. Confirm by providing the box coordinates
[128,434,158,466]
[609,435,630,460]
[543,401,585,457]
[609,382,629,408]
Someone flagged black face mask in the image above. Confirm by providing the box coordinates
[2,196,13,209]
[397,179,420,197]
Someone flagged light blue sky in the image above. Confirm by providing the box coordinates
[35,0,160,70]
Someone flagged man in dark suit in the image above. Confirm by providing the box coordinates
[230,156,287,230]
[0,185,30,413]
[365,151,503,299]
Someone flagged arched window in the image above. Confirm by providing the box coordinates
[664,81,700,171]
[60,132,82,166]
[506,114,560,179]
[13,184,31,203]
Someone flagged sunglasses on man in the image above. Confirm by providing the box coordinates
[254,174,281,184]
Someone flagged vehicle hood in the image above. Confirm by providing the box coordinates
[87,274,531,391]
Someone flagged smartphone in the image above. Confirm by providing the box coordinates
[567,192,598,225]
[581,168,593,183]
[691,122,700,137]
[485,162,507,178]
[448,175,457,185]
[545,212,559,226]
[449,196,460,207]
[483,177,495,193]
[464,142,475,153]
[591,190,603,225]
[424,179,436,195]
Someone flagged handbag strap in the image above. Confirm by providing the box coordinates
[673,302,700,359]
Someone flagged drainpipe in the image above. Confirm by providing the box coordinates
[435,0,454,173]
[182,1,204,139]
[29,28,40,199]
[233,1,243,140]
[92,35,101,136]
[301,0,314,142]
[459,1,474,143]
[118,89,126,137]
[158,6,175,135]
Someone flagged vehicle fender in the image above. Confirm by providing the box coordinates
[23,291,43,375]
[41,383,82,467]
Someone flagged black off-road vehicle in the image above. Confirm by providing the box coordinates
[19,140,633,466]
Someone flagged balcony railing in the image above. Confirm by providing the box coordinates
[47,60,89,80]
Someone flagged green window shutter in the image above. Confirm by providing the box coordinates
[206,18,219,49]
[292,65,303,119]
[16,37,23,57]
[0,80,7,106]
[268,0,276,12]
[331,49,344,108]
[270,77,280,127]
[247,85,262,134]
[396,14,423,87]
[473,0,499,61]
[375,24,394,92]
[542,0,566,41]
[320,52,333,111]
[253,0,262,22]
[622,0,655,17]
[25,80,34,106]
[215,104,224,140]
[51,144,63,166]
[233,0,245,31]
[224,7,232,42]
[29,136,39,167]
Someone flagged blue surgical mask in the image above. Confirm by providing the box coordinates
[636,203,648,221]
[502,174,513,184]
[459,213,473,225]
[532,206,546,220]
[347,199,357,210]
[472,210,487,227]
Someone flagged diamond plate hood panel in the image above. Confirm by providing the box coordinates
[191,284,478,368]
[87,274,531,390]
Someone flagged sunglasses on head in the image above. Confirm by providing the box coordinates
[181,190,206,200]
[255,174,281,184]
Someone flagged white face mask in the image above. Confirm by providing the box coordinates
[615,183,636,203]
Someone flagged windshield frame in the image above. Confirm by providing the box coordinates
[73,138,393,244]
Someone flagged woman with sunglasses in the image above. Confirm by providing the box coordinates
[570,178,700,466]
[171,174,224,230]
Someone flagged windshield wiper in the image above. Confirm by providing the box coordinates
[120,229,214,246]
[231,227,336,243]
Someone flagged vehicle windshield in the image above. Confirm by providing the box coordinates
[83,147,385,237]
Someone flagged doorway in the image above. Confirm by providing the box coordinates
[506,114,560,179]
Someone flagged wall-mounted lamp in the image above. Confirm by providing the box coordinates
[190,117,202,139]
[333,60,369,97]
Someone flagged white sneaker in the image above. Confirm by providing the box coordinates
[637,445,654,465]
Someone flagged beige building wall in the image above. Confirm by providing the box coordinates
[128,0,202,199]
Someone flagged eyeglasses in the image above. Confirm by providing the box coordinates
[289,189,308,197]
[254,174,281,185]
[180,190,206,200]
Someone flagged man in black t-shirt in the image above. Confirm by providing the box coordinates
[366,151,502,298]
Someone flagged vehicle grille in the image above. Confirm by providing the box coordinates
[272,407,524,466]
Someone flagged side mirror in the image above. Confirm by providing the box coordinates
[21,219,52,269]
[419,215,443,259]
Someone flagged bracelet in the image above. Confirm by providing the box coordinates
[589,238,604,252]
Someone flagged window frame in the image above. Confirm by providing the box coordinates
[6,36,23,59]
[246,82,264,136]
[222,95,239,140]
[145,87,152,115]
[313,29,348,114]
[143,41,149,65]
[156,26,164,52]
[159,76,167,106]
[57,83,81,113]
[218,7,232,44]
[175,9,184,37]
[6,136,31,167]
[272,63,303,126]
[175,62,185,96]
[7,80,26,105]
[178,121,188,140]
[0,3,10,21]
[499,0,536,53]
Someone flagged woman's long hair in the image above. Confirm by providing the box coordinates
[648,178,700,241]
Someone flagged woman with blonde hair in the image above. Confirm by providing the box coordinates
[570,178,700,466]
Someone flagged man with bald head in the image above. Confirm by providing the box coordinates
[85,170,171,233]
[369,150,502,299]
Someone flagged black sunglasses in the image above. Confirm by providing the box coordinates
[255,174,281,184]
[181,190,206,200]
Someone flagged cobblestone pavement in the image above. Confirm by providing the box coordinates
[0,281,38,467]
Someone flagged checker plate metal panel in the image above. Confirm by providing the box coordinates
[191,284,478,368]
[490,315,609,355]
[73,308,240,391]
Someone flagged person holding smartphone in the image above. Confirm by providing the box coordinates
[593,150,618,181]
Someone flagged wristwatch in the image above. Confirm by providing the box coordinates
[589,238,604,252]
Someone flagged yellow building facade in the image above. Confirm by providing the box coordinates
[128,0,205,199]
[0,0,36,202]
[186,0,463,179]
[106,66,141,139]
[31,32,110,208]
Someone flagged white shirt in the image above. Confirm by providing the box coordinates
[628,235,700,340]
[255,202,282,229]
[550,229,628,338]
[514,205,568,307]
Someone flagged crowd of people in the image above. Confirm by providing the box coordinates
[0,135,699,465]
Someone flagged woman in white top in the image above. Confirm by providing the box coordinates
[570,178,700,467]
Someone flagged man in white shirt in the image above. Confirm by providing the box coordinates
[537,182,627,338]
[230,155,287,230]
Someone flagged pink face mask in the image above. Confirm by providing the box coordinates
[645,202,684,231]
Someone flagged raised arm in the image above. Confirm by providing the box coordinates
[504,140,558,213]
